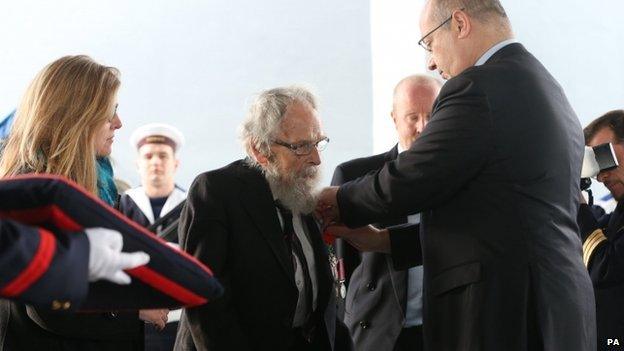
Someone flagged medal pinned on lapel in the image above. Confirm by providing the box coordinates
[337,257,346,298]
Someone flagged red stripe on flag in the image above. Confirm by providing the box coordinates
[126,265,208,307]
[0,205,83,232]
[1,228,56,297]
[49,205,83,231]
[1,174,215,277]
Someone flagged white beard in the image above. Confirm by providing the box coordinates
[264,162,321,214]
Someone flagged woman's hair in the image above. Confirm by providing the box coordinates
[0,55,120,194]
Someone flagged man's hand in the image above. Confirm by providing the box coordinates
[326,224,391,253]
[85,227,150,285]
[315,186,341,227]
[139,308,169,330]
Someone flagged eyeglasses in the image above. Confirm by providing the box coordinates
[417,8,464,52]
[109,104,118,122]
[272,136,329,156]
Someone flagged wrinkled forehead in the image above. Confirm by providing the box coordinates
[276,103,323,141]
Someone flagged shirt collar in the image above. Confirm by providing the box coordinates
[398,143,407,154]
[474,38,518,66]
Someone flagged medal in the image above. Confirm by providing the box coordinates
[340,283,347,299]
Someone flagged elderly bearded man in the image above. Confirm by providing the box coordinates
[174,86,336,351]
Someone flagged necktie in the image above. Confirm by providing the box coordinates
[275,201,314,324]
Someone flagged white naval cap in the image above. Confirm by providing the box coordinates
[130,123,185,153]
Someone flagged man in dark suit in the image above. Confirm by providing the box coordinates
[578,110,624,349]
[317,0,596,350]
[331,75,440,351]
[174,86,335,351]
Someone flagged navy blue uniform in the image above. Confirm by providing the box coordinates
[0,219,89,310]
[578,202,624,349]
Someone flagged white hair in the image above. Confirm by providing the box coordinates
[240,85,317,165]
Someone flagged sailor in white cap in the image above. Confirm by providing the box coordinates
[119,123,187,242]
[118,123,187,349]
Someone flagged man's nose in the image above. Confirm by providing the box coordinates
[417,117,427,133]
[427,55,437,71]
[308,147,321,166]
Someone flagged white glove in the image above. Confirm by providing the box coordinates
[85,227,150,285]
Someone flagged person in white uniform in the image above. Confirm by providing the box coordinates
[119,122,186,351]
[120,123,186,242]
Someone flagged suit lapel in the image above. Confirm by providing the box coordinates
[303,216,331,314]
[384,145,409,225]
[387,145,412,309]
[386,144,399,161]
[236,165,295,285]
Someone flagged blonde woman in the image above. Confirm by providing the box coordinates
[0,55,167,350]
[1,55,121,204]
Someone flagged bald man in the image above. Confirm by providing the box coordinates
[318,0,595,349]
[331,75,441,351]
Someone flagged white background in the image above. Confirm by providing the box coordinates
[0,0,373,188]
[1,1,622,199]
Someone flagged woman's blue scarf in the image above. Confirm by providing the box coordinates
[96,157,118,206]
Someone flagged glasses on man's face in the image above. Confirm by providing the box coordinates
[272,136,330,156]
[417,8,464,52]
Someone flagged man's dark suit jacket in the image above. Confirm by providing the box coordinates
[174,160,334,351]
[578,201,624,347]
[336,43,596,351]
[331,145,421,351]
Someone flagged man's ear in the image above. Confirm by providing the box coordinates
[251,143,270,167]
[391,110,399,130]
[453,9,471,39]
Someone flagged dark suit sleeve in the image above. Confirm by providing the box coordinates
[0,219,89,308]
[330,164,347,186]
[337,75,492,227]
[578,203,624,286]
[387,223,422,270]
[178,174,251,350]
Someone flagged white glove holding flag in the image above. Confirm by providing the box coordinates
[85,227,150,284]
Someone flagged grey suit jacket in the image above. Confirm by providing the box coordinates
[332,146,421,351]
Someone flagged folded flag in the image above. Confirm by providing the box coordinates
[0,174,223,311]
